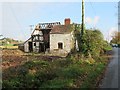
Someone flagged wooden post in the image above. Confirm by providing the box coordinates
[81,0,85,35]
[80,0,85,52]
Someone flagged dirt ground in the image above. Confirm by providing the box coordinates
[2,49,26,70]
[2,49,63,70]
[2,49,24,56]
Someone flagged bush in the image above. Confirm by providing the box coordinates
[40,78,74,88]
[22,73,36,87]
[52,58,73,68]
[103,41,112,51]
[2,78,22,88]
[76,29,111,57]
[2,53,109,88]
[80,62,106,88]
[57,65,84,79]
[24,60,49,69]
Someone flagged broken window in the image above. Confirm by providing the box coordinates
[34,43,36,46]
[58,42,63,49]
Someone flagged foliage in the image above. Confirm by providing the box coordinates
[103,41,112,51]
[0,37,23,46]
[75,29,112,57]
[57,65,84,79]
[40,78,74,88]
[110,31,120,45]
[2,54,109,88]
[73,24,81,51]
[80,62,106,88]
[23,60,49,70]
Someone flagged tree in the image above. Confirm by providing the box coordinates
[78,29,110,57]
[85,30,103,56]
[74,24,81,51]
[110,31,120,44]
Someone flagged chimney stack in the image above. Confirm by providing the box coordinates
[64,18,71,25]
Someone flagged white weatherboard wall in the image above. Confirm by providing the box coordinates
[50,32,74,54]
[24,38,32,52]
[24,42,29,52]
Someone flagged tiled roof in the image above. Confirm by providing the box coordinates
[50,24,74,34]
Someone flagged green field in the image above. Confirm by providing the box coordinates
[0,44,18,49]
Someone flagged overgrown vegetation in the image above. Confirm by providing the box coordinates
[2,26,113,88]
[75,28,112,57]
[110,31,120,47]
[2,54,109,88]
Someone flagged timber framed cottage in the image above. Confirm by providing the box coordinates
[20,18,80,55]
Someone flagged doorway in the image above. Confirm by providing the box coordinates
[28,42,33,52]
[39,43,45,52]
[58,42,63,49]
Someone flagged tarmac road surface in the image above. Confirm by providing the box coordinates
[99,48,119,88]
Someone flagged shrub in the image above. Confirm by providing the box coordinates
[76,29,111,57]
[102,41,112,54]
[2,78,22,88]
[22,73,36,88]
[57,65,84,79]
[40,78,74,88]
[80,62,106,88]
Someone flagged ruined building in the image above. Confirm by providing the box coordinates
[20,18,80,55]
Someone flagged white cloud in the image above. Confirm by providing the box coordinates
[104,27,118,42]
[85,16,100,27]
[85,17,92,24]
[109,27,118,37]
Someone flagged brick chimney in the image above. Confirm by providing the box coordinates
[64,18,71,25]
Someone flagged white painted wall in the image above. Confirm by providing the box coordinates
[24,38,32,52]
[50,32,74,54]
[24,42,29,52]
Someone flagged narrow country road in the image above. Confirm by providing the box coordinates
[99,48,119,88]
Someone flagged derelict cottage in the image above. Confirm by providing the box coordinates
[19,18,80,55]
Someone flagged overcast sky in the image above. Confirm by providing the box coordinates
[1,0,118,41]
